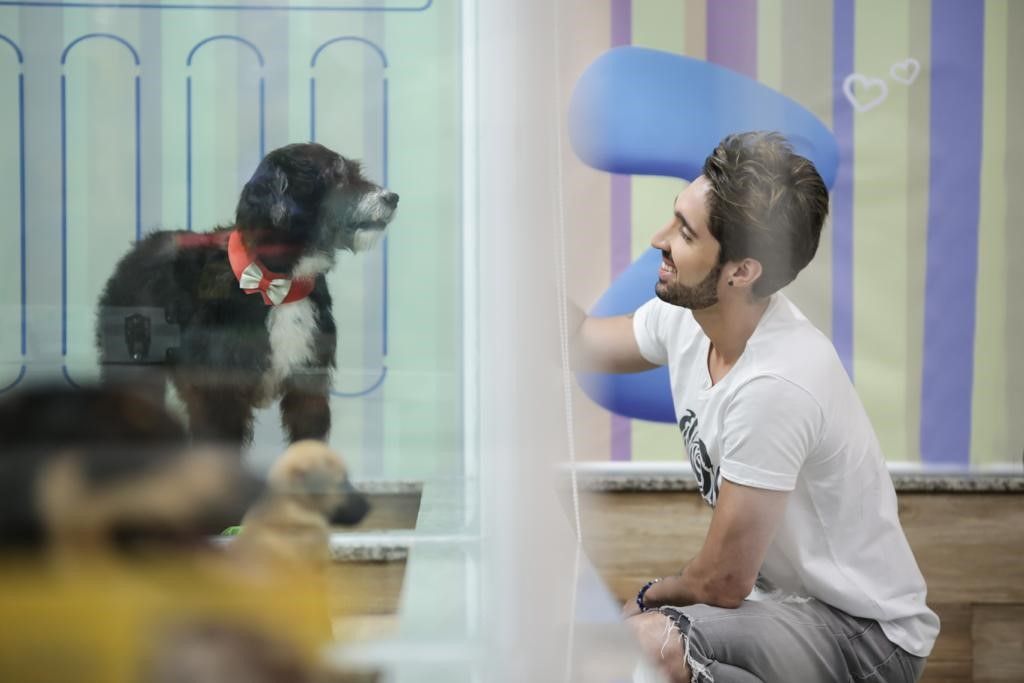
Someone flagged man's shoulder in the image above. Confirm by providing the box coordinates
[755,296,841,366]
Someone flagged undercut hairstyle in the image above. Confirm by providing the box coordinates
[702,131,829,298]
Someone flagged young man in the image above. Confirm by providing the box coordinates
[573,132,938,682]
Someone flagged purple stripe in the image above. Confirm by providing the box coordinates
[706,0,757,78]
[611,0,631,47]
[831,0,854,377]
[610,175,632,276]
[611,0,631,461]
[920,1,984,466]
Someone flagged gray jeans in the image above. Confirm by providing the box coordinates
[658,598,926,682]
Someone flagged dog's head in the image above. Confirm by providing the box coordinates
[235,143,398,273]
[266,440,369,526]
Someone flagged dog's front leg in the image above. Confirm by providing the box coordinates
[280,372,331,443]
[177,379,257,448]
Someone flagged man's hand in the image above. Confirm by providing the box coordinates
[622,596,643,619]
[660,482,791,609]
[631,482,791,613]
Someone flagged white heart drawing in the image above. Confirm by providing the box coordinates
[842,73,889,113]
[889,58,921,85]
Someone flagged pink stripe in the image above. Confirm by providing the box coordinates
[610,0,632,461]
[706,0,757,78]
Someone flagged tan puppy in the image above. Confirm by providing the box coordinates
[37,446,261,562]
[231,440,368,573]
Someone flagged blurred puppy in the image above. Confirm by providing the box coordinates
[230,440,368,573]
[37,446,260,560]
[0,384,260,560]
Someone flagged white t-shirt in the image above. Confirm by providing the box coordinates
[633,293,940,657]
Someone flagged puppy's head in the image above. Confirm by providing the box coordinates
[267,440,369,526]
[235,143,399,273]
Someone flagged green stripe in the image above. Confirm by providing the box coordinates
[778,0,833,341]
[996,0,1024,466]
[852,2,912,461]
[630,0,688,461]
[632,0,684,54]
[902,0,931,465]
[757,0,782,90]
[971,0,1009,466]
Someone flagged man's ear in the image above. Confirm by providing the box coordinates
[236,162,290,230]
[728,258,763,289]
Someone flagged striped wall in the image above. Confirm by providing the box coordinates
[0,0,462,480]
[599,0,1022,469]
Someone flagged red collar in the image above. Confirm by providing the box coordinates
[226,230,315,306]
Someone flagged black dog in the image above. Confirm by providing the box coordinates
[96,143,398,447]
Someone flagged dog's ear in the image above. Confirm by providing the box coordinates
[236,161,291,230]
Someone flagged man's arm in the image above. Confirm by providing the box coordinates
[568,302,658,374]
[629,481,790,613]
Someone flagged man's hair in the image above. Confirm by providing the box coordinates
[702,131,829,298]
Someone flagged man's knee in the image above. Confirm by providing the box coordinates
[626,611,690,682]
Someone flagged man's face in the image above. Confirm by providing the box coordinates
[650,176,723,310]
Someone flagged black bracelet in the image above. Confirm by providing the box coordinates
[636,578,661,612]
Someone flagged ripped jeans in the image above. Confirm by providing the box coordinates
[657,597,926,683]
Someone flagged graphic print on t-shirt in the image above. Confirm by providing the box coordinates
[679,409,718,507]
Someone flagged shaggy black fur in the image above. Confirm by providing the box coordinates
[96,143,398,448]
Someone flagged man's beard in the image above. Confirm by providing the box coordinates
[655,260,722,310]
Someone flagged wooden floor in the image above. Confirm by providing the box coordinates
[326,491,417,643]
[579,490,1024,683]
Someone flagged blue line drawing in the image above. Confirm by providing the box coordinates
[0,365,27,395]
[382,78,388,356]
[61,75,67,355]
[1,0,431,11]
[2,34,27,382]
[187,34,264,67]
[61,365,82,389]
[62,32,140,65]
[0,33,23,62]
[135,76,141,239]
[311,36,389,398]
[0,48,25,395]
[186,76,192,230]
[186,35,265,230]
[258,77,265,158]
[60,34,141,386]
[330,366,387,398]
[311,36,388,68]
[19,72,26,357]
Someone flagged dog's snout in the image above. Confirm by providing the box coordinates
[330,490,370,526]
[382,191,399,209]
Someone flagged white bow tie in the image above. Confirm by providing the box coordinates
[238,262,293,305]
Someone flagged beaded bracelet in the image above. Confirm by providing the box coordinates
[636,578,661,612]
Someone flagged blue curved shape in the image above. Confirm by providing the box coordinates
[311,36,388,69]
[569,47,839,187]
[61,33,140,66]
[331,366,387,398]
[61,365,82,389]
[0,365,26,395]
[0,33,23,62]
[570,48,840,423]
[187,34,264,67]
